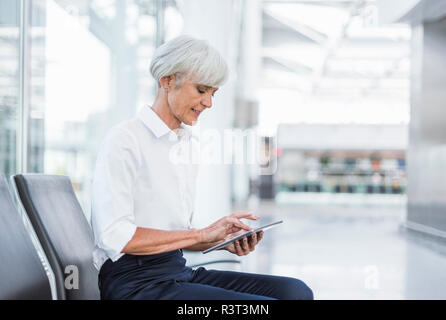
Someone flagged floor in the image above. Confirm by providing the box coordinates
[184,196,446,300]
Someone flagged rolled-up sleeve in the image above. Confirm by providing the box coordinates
[91,127,140,262]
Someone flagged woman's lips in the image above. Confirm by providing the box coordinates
[192,108,201,116]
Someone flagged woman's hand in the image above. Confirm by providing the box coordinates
[223,230,264,256]
[198,212,258,244]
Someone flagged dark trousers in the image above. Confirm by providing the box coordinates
[98,250,313,300]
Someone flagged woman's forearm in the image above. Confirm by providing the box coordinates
[183,240,223,252]
[121,227,202,255]
[121,212,256,255]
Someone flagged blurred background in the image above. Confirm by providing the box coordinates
[1,0,446,299]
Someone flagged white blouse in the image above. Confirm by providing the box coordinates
[91,106,199,270]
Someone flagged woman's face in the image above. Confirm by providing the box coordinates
[166,77,218,126]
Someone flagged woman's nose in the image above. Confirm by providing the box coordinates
[202,94,213,108]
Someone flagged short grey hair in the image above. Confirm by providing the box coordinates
[150,35,228,88]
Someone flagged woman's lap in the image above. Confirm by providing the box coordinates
[132,279,276,300]
[189,268,313,300]
[99,252,313,300]
[127,268,313,300]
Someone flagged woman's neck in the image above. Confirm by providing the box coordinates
[151,89,181,130]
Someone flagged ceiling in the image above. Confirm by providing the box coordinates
[260,0,411,126]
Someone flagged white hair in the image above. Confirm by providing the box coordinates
[150,35,228,88]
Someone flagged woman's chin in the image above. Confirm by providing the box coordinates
[184,118,198,126]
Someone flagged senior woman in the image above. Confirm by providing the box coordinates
[91,35,313,300]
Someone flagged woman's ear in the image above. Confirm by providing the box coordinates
[160,75,176,91]
[159,76,169,90]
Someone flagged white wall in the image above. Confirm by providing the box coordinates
[377,0,420,24]
[377,0,446,24]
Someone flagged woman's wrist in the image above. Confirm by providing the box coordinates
[191,228,205,244]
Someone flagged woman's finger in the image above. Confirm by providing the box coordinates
[248,232,257,250]
[234,239,244,256]
[231,212,259,220]
[241,236,250,253]
[257,231,264,242]
[226,217,252,232]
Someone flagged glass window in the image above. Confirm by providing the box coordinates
[27,0,157,220]
[0,0,20,178]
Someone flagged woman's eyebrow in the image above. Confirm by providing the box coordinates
[208,86,218,93]
[199,85,218,93]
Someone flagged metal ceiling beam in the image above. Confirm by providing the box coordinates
[310,0,366,93]
[263,7,328,44]
[263,55,313,74]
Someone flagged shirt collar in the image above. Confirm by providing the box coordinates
[138,105,195,141]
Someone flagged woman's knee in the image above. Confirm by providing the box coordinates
[277,277,314,300]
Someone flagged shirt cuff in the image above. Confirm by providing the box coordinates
[99,219,137,262]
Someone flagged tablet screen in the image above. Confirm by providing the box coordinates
[202,220,283,254]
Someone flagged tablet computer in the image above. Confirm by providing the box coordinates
[202,220,283,254]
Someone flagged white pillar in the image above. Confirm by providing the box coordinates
[180,0,239,226]
[239,0,262,102]
[233,0,262,204]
